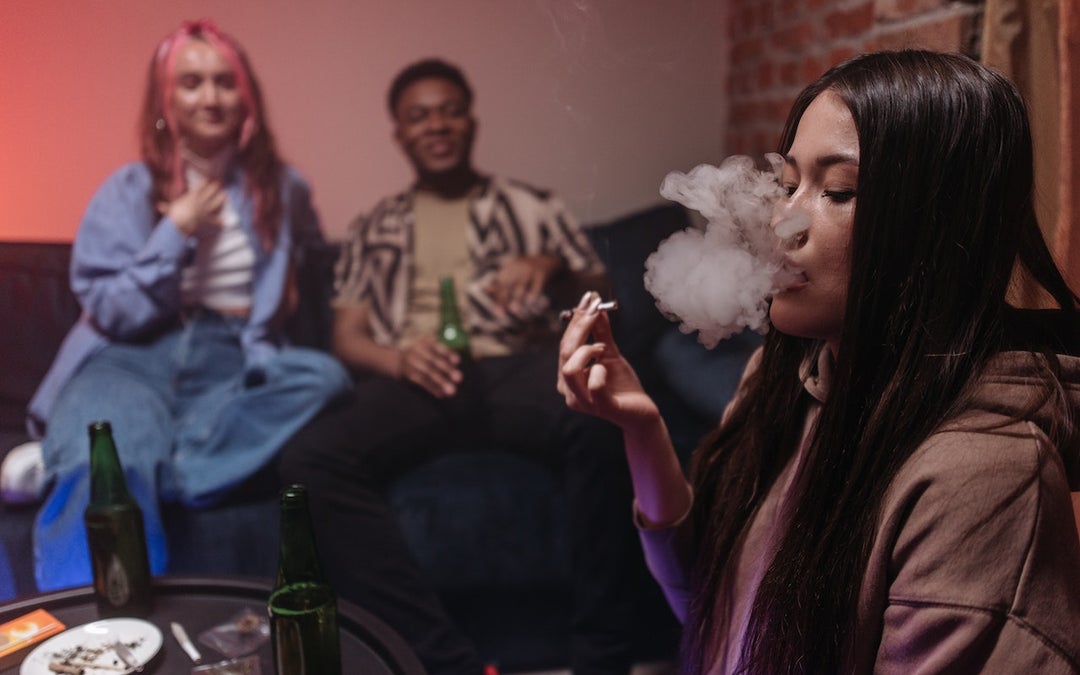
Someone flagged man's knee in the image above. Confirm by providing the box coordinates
[276,422,325,485]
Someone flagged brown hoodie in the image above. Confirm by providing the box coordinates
[641,348,1080,673]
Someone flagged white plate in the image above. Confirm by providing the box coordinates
[19,617,162,674]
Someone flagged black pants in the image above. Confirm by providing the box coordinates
[278,348,641,675]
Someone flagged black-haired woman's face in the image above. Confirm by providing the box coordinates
[770,90,858,353]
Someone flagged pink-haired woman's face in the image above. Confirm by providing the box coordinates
[170,39,245,156]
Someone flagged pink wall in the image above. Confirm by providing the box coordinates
[0,1,729,242]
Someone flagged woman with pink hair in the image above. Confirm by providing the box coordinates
[29,19,349,591]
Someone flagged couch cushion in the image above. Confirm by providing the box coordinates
[0,243,80,433]
[654,327,762,421]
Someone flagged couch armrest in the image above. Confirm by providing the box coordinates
[0,242,80,432]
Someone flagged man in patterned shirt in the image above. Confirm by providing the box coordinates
[279,58,642,675]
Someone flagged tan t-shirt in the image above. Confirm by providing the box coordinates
[402,189,508,357]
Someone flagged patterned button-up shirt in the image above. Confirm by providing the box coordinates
[334,175,603,352]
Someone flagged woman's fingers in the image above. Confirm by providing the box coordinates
[558,292,602,365]
[587,360,609,392]
[558,290,637,421]
[587,307,620,358]
[560,343,607,403]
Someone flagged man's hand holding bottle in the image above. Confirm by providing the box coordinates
[397,335,464,398]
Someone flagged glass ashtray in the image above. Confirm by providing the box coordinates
[197,607,269,658]
[191,654,261,675]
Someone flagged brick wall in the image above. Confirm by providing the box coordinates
[726,0,986,155]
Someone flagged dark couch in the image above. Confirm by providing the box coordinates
[0,203,759,671]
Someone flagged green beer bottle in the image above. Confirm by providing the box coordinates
[269,484,342,675]
[83,421,153,617]
[438,276,471,355]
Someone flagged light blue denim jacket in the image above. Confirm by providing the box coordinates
[27,161,322,438]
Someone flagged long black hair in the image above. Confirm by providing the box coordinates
[684,50,1079,673]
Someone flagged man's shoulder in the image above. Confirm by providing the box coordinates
[367,186,413,215]
[345,187,413,234]
[487,175,557,203]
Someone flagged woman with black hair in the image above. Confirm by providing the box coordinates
[559,50,1080,673]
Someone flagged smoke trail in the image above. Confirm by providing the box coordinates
[644,154,808,348]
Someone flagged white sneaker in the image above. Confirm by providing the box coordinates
[1,441,45,505]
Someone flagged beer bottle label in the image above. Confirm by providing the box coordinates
[105,554,131,607]
[441,325,464,344]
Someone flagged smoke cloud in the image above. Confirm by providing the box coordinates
[644,154,809,348]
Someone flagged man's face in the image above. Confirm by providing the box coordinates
[393,77,475,177]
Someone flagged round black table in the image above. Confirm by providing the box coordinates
[0,576,425,674]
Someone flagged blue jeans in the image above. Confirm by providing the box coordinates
[34,310,350,591]
[0,542,14,602]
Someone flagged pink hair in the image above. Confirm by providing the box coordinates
[153,19,259,198]
[140,19,283,249]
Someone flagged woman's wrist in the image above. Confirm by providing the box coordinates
[633,486,693,531]
[619,404,665,439]
[167,209,196,237]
